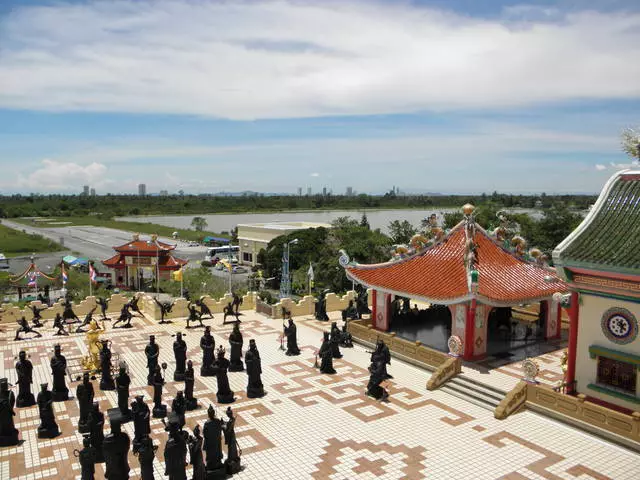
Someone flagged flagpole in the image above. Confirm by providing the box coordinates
[180,267,184,298]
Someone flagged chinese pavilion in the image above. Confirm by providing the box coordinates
[102,234,187,289]
[343,205,568,360]
[554,169,640,410]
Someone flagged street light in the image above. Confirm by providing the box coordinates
[147,235,160,298]
[279,238,298,299]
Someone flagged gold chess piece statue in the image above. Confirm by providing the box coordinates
[81,319,106,372]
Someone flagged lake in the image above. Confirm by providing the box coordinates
[117,208,544,234]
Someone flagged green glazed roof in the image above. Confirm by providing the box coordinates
[558,172,640,275]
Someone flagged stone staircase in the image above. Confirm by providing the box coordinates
[439,374,507,411]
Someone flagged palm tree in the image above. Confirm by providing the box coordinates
[191,216,208,232]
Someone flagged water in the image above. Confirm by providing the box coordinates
[117,208,544,234]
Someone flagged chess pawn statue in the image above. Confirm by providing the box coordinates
[133,434,157,480]
[184,360,198,411]
[319,332,336,374]
[145,335,159,386]
[173,332,187,382]
[164,417,188,480]
[37,383,61,439]
[366,358,389,401]
[76,372,95,434]
[188,425,206,480]
[99,340,115,391]
[245,339,264,399]
[203,405,225,479]
[88,402,105,463]
[223,407,241,475]
[200,326,216,376]
[0,378,20,447]
[228,321,244,372]
[330,322,343,359]
[103,421,130,480]
[170,391,186,429]
[50,344,69,401]
[115,363,131,416]
[213,346,235,404]
[75,435,96,480]
[152,364,167,419]
[284,318,301,356]
[15,351,35,407]
[131,395,151,449]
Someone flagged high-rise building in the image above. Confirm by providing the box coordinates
[307,187,312,196]
[322,186,327,197]
[138,184,146,196]
[297,187,302,196]
[83,185,90,196]
[346,186,353,196]
[159,190,169,196]
[90,188,96,196]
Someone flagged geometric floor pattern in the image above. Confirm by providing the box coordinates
[1,310,639,479]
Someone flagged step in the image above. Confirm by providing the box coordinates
[453,374,508,397]
[440,383,500,411]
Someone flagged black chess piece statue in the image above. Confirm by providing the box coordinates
[184,360,198,411]
[133,434,157,480]
[129,294,142,317]
[115,363,131,417]
[200,326,216,376]
[97,297,110,320]
[314,290,329,321]
[319,332,336,374]
[223,407,241,475]
[183,288,191,302]
[245,339,265,398]
[173,332,187,381]
[31,304,46,328]
[164,416,188,480]
[203,405,225,479]
[186,302,204,329]
[228,321,244,372]
[37,383,61,438]
[154,297,173,324]
[371,339,392,379]
[145,335,160,386]
[188,425,206,480]
[75,435,96,480]
[113,304,132,328]
[15,350,36,407]
[366,358,389,401]
[340,323,354,348]
[52,313,68,336]
[330,322,343,359]
[50,344,69,401]
[63,295,81,323]
[170,391,186,429]
[232,292,243,316]
[284,318,301,356]
[77,372,94,433]
[0,378,19,446]
[87,402,105,462]
[103,421,130,479]
[76,307,97,333]
[152,364,167,418]
[131,395,151,449]
[222,303,236,324]
[99,340,115,390]
[213,346,235,404]
[195,297,213,319]
[15,316,42,340]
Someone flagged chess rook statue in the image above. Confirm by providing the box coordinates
[103,421,130,480]
[188,425,206,480]
[0,378,20,447]
[88,402,105,463]
[200,326,216,376]
[284,318,301,356]
[173,332,187,381]
[133,434,157,480]
[319,332,336,374]
[213,346,235,404]
[15,350,36,407]
[37,383,61,439]
[152,364,167,418]
[145,335,160,386]
[75,435,96,480]
[203,405,225,479]
[223,407,241,475]
[366,358,389,401]
[115,363,131,417]
[170,391,186,429]
[99,340,116,391]
[228,321,244,372]
[245,339,265,398]
[164,416,188,480]
[330,322,343,359]
[50,344,69,401]
[131,395,151,449]
[77,372,95,434]
[184,360,198,411]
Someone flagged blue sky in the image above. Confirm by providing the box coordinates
[1,1,639,195]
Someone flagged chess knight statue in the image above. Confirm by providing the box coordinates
[81,319,106,372]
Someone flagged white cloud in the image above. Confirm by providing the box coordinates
[16,159,107,191]
[610,161,638,169]
[310,172,320,177]
[595,164,606,170]
[0,1,639,119]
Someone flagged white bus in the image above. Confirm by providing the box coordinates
[205,245,239,264]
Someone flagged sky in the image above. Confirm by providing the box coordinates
[0,0,639,195]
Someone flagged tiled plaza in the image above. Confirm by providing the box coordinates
[1,310,639,480]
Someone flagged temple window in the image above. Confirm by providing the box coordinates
[596,357,636,395]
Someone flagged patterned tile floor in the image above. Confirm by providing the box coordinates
[1,311,639,480]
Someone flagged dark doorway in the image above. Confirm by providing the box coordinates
[390,304,452,352]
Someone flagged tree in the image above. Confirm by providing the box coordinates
[191,216,208,232]
[388,220,417,244]
[360,213,370,229]
[621,126,640,162]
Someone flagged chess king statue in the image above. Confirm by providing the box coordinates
[81,319,106,372]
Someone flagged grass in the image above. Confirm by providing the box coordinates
[13,216,229,242]
[0,223,65,257]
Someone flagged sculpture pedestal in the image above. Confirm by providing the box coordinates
[185,398,199,411]
[16,394,35,408]
[107,407,132,425]
[37,424,60,439]
[173,371,185,382]
[200,366,215,377]
[206,464,227,480]
[228,362,244,372]
[216,391,235,404]
[152,404,167,419]
[100,378,115,391]
[225,457,241,475]
[246,387,265,399]
[51,388,69,402]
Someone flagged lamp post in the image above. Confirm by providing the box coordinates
[279,238,298,299]
[147,235,160,298]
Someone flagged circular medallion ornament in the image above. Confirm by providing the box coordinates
[601,307,638,345]
[447,335,463,356]
[338,249,351,267]
[522,358,539,383]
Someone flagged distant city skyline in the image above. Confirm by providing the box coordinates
[0,0,639,195]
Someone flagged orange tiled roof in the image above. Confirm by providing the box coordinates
[345,223,567,306]
[160,256,188,268]
[114,240,176,253]
[102,254,125,268]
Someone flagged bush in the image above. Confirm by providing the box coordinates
[259,290,276,305]
[201,260,213,268]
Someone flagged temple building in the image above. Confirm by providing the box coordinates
[554,169,640,411]
[102,234,187,289]
[344,205,568,361]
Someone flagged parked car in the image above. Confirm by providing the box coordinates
[232,266,248,274]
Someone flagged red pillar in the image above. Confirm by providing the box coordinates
[555,299,562,339]
[566,291,580,394]
[371,290,377,326]
[463,299,476,360]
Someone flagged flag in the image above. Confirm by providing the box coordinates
[61,265,68,285]
[220,259,232,272]
[172,267,183,282]
[89,263,97,284]
[307,263,314,281]
[27,271,37,287]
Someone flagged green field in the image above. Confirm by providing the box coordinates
[0,223,65,257]
[13,217,228,242]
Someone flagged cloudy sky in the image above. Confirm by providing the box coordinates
[0,0,639,195]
